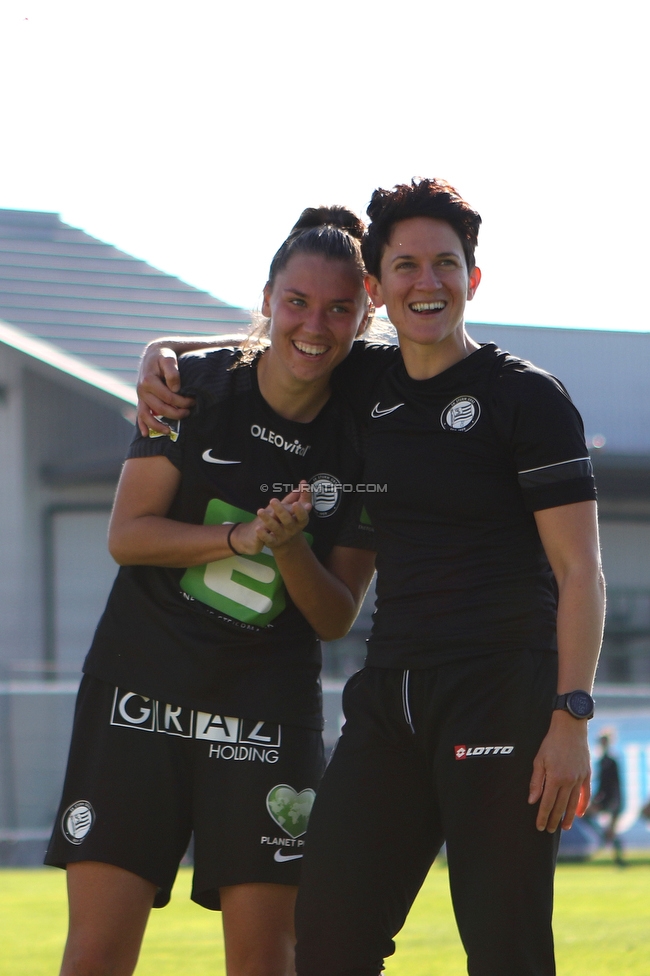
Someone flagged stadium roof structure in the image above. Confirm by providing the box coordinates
[0,208,250,386]
[0,317,137,407]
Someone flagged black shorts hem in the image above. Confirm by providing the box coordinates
[192,872,301,911]
[42,850,174,908]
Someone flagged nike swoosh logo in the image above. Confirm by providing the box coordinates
[202,450,241,464]
[273,849,303,863]
[371,402,404,418]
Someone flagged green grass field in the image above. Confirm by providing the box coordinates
[1,855,649,975]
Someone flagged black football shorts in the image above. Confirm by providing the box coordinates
[45,675,324,909]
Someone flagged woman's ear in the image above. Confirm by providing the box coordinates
[261,282,272,318]
[365,275,385,309]
[355,300,375,337]
[467,266,481,301]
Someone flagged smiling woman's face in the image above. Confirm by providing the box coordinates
[366,217,481,357]
[262,252,368,385]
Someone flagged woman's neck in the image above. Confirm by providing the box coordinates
[256,350,331,422]
[399,328,480,381]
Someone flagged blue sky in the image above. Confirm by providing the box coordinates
[1,0,647,331]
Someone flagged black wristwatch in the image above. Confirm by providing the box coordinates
[553,690,595,720]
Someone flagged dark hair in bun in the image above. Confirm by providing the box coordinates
[267,205,366,288]
[291,206,365,240]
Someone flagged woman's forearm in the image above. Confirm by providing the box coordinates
[272,536,365,642]
[113,516,369,640]
[555,565,606,693]
[528,563,605,833]
[528,500,606,832]
[144,334,247,356]
[111,460,372,636]
[534,500,605,693]
[109,516,243,567]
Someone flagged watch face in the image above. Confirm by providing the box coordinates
[567,691,593,717]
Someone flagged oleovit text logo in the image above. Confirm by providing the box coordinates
[251,424,310,456]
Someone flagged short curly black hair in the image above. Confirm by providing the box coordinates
[361,178,482,279]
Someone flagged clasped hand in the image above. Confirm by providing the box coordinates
[229,484,312,555]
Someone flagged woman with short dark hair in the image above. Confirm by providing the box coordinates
[295,179,604,976]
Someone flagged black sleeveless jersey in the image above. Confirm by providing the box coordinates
[336,341,597,668]
[83,349,374,729]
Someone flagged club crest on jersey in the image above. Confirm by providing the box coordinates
[309,473,342,518]
[454,744,514,759]
[61,800,95,844]
[440,396,480,432]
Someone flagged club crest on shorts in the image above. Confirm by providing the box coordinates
[440,396,480,432]
[455,744,514,759]
[61,800,95,844]
[266,785,315,838]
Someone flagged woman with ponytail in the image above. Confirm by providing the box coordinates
[45,207,379,976]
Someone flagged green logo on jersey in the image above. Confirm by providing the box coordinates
[180,499,311,628]
[360,505,372,526]
[266,785,316,838]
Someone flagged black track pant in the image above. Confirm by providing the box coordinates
[295,650,560,976]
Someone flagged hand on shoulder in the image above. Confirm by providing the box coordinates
[137,344,194,436]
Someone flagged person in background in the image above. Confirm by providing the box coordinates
[586,730,625,865]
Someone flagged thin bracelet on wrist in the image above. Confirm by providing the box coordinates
[226,522,242,555]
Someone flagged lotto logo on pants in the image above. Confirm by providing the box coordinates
[454,744,514,759]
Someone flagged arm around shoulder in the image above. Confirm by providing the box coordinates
[137,334,247,435]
